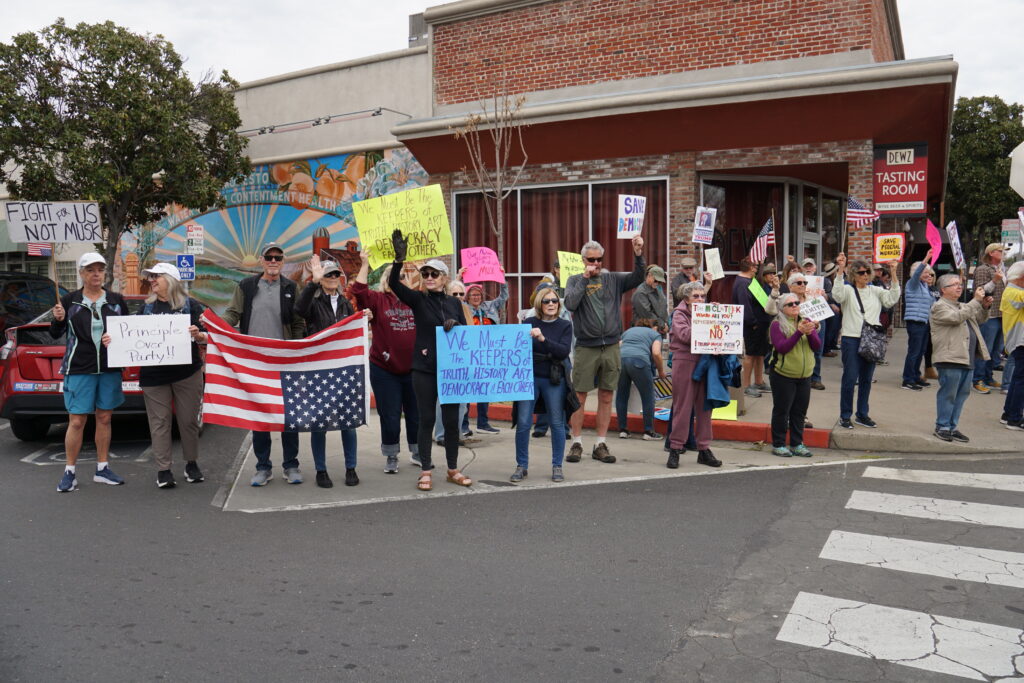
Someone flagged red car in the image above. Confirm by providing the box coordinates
[0,295,150,441]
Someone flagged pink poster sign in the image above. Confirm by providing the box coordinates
[460,247,505,283]
[925,219,942,266]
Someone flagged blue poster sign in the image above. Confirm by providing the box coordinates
[436,324,534,404]
[176,254,195,281]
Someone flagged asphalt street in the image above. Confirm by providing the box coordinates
[1,416,1021,682]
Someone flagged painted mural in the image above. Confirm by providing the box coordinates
[120,147,429,313]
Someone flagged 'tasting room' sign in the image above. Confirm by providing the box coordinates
[873,143,928,214]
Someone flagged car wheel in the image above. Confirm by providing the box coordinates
[10,417,50,441]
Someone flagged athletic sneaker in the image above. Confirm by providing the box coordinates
[284,467,303,484]
[790,444,813,457]
[157,469,176,488]
[184,461,204,483]
[566,442,583,463]
[251,470,272,486]
[509,466,527,482]
[1000,414,1009,425]
[949,430,970,443]
[93,466,124,485]
[839,418,854,429]
[854,415,877,428]
[987,379,1002,389]
[57,470,77,493]
[345,468,359,486]
[755,382,771,393]
[618,431,631,439]
[973,381,991,395]
[410,453,422,467]
[1006,420,1024,431]
[642,431,660,440]
[384,455,399,474]
[933,429,953,442]
[743,386,762,398]
[771,446,792,457]
[551,466,564,482]
[901,381,922,391]
[476,425,500,434]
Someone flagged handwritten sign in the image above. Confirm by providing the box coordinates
[799,296,834,322]
[4,201,102,243]
[690,303,744,355]
[352,184,454,268]
[436,324,534,403]
[460,247,504,283]
[748,278,770,309]
[557,251,585,288]
[105,315,191,367]
[805,275,825,294]
[925,219,943,266]
[946,220,965,270]
[617,195,646,239]
[704,247,725,280]
[874,233,905,262]
[693,206,717,245]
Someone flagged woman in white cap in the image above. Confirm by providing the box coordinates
[50,253,132,492]
[136,262,208,489]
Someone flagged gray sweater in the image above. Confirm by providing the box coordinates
[564,253,646,346]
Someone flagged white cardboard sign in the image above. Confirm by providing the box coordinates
[799,296,834,322]
[704,247,725,280]
[4,200,102,243]
[690,303,744,354]
[105,314,192,367]
[946,220,965,270]
[693,206,717,245]
[617,195,646,239]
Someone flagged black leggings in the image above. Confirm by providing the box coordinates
[768,370,811,447]
[411,369,460,471]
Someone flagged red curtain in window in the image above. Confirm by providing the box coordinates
[455,192,519,314]
[703,180,783,269]
[519,185,589,275]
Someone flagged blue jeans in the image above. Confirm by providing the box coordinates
[533,411,549,434]
[973,318,1003,383]
[615,357,656,433]
[840,336,876,420]
[902,320,929,384]
[476,402,492,429]
[1002,346,1024,422]
[311,429,357,471]
[935,366,973,431]
[812,317,827,382]
[369,363,418,458]
[253,431,299,471]
[514,376,566,467]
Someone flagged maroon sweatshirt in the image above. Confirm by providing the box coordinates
[351,281,416,375]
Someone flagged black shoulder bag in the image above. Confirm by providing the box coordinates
[853,286,887,363]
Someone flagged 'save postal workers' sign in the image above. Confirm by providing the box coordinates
[352,184,454,269]
[873,233,905,262]
[436,324,534,404]
[106,315,192,367]
[4,201,102,243]
[690,303,744,355]
[617,195,646,239]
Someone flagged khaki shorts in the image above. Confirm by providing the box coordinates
[572,344,622,392]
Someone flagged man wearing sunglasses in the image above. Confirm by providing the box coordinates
[564,235,646,464]
[224,243,307,486]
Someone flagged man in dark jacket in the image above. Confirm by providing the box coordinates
[564,236,645,464]
[631,265,669,332]
[223,242,306,487]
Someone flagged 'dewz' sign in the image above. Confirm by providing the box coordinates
[352,184,454,269]
[690,303,744,354]
[4,201,102,243]
[436,324,534,403]
[105,315,192,367]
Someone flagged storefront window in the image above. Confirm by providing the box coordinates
[821,195,842,266]
[701,179,783,269]
[803,190,819,234]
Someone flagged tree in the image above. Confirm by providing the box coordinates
[0,19,250,285]
[452,77,528,266]
[946,95,1024,260]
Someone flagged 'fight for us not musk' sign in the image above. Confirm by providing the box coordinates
[4,201,103,243]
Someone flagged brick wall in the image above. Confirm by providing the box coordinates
[433,0,892,106]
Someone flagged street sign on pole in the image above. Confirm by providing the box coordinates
[1011,141,1024,199]
[176,254,195,281]
[185,223,204,255]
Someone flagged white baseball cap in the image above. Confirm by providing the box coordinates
[141,262,182,281]
[420,259,449,276]
[77,252,106,269]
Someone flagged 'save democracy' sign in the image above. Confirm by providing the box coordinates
[4,201,103,243]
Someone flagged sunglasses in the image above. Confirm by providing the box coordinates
[541,298,559,305]
[263,253,284,262]
[89,302,101,320]
[585,257,603,263]
[855,269,870,275]
[783,302,800,308]
[452,292,465,297]
[420,269,442,279]
[146,274,160,281]
[323,272,340,278]
[791,281,807,286]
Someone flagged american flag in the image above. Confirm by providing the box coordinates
[847,197,880,227]
[200,309,369,432]
[27,242,52,256]
[748,216,775,263]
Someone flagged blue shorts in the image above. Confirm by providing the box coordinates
[63,372,125,414]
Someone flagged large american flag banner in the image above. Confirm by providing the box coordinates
[200,309,369,432]
[748,216,775,263]
[847,197,880,227]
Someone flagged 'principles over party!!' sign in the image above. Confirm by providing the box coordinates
[436,324,534,403]
[690,303,744,354]
[105,315,192,367]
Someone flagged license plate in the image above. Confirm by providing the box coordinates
[121,381,140,392]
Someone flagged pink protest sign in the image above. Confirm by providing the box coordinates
[460,247,505,283]
[925,219,942,266]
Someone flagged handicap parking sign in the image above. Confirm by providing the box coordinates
[177,254,195,281]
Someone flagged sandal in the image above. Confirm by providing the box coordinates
[446,469,473,487]
[416,471,432,491]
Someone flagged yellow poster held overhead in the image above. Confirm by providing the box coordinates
[353,184,454,268]
[873,232,905,263]
[557,251,585,288]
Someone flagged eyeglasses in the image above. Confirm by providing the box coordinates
[146,274,160,281]
[855,270,870,275]
[783,302,800,308]
[263,253,284,262]
[585,257,603,263]
[452,291,465,297]
[420,269,442,279]
[791,281,807,286]
[541,298,559,305]
[323,272,340,278]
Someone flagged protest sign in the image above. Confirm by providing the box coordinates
[557,251,585,288]
[617,195,646,239]
[704,247,725,280]
[946,221,965,270]
[4,200,102,243]
[690,303,744,354]
[748,278,769,308]
[352,185,454,268]
[799,296,834,322]
[711,400,738,421]
[873,233,905,262]
[436,324,534,403]
[460,247,504,283]
[692,206,717,245]
[105,314,192,367]
[805,275,825,293]
[925,219,943,266]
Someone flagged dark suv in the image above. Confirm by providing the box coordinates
[0,271,69,332]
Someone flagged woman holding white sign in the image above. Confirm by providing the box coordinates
[767,293,821,457]
[135,263,207,489]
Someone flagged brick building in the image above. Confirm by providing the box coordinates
[395,0,956,311]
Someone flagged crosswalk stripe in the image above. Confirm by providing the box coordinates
[862,466,1024,492]
[820,530,1024,588]
[777,592,1024,681]
[846,490,1024,529]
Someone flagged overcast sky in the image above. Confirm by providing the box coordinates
[2,1,1021,104]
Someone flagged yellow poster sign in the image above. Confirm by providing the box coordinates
[873,232,905,263]
[353,184,454,268]
[557,251,585,288]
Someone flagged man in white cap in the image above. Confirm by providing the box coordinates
[224,243,306,486]
[972,243,1009,394]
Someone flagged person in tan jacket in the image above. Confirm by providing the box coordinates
[929,274,991,443]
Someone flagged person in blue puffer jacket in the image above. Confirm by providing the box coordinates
[902,249,935,391]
